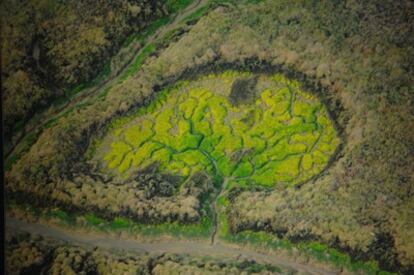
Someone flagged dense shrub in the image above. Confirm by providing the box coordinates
[5,232,292,274]
[1,0,165,135]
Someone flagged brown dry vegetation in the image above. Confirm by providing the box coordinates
[5,232,151,274]
[1,0,166,135]
[5,232,292,274]
[5,0,414,273]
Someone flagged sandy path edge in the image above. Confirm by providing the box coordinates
[6,217,338,275]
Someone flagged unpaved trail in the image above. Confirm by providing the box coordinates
[5,0,210,160]
[7,217,338,275]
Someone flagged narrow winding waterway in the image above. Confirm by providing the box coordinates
[210,177,228,244]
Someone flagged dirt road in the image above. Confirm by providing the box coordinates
[7,217,338,275]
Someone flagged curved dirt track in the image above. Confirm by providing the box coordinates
[7,217,338,275]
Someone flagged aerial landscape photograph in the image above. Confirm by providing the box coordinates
[1,0,413,274]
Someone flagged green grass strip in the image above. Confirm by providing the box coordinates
[166,0,196,13]
[224,230,395,275]
[182,5,210,23]
[119,44,157,82]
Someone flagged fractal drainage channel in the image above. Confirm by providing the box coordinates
[89,70,340,242]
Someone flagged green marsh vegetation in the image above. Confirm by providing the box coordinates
[97,71,339,188]
[89,70,342,257]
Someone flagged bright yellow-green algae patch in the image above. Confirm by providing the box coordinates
[98,71,340,187]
